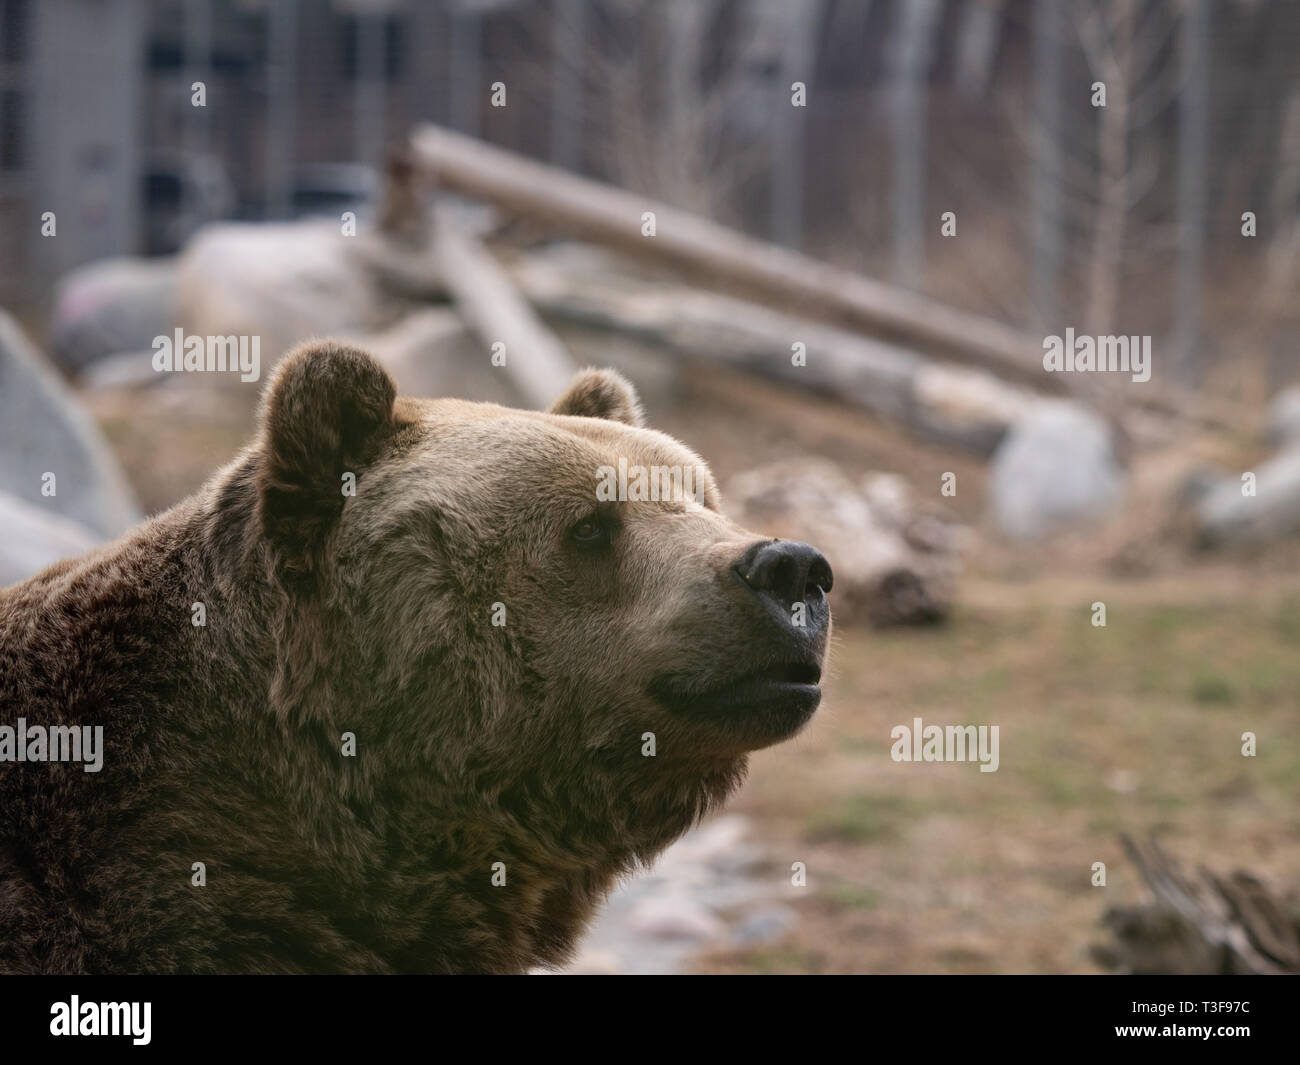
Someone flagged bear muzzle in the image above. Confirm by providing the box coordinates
[646,538,832,750]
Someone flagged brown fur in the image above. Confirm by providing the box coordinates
[549,366,645,426]
[0,341,830,973]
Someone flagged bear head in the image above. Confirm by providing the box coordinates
[250,341,833,967]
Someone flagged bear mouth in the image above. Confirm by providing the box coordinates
[761,661,822,686]
[648,658,823,745]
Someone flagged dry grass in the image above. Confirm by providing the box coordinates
[691,575,1300,974]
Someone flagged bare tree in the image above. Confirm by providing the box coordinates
[1031,0,1065,329]
[549,0,585,171]
[954,0,1006,99]
[1264,87,1300,312]
[768,0,826,249]
[890,0,944,290]
[1174,0,1210,378]
[1079,0,1137,336]
[572,0,815,223]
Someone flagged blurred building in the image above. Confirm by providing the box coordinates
[0,0,504,305]
[0,0,1295,373]
[0,0,145,304]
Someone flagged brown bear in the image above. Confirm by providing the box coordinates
[0,341,832,974]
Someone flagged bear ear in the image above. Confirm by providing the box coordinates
[549,368,645,427]
[257,341,398,579]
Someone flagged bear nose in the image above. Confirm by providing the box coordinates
[736,540,834,607]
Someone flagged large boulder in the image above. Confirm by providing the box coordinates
[49,257,177,373]
[1196,448,1300,546]
[0,309,141,539]
[989,401,1125,540]
[175,220,396,369]
[0,490,101,588]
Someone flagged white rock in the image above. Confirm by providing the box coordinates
[0,490,101,587]
[0,310,141,539]
[627,896,725,942]
[732,905,798,945]
[1267,386,1300,447]
[1105,769,1141,794]
[175,220,392,370]
[1197,448,1300,545]
[79,350,167,391]
[50,257,177,373]
[989,400,1125,540]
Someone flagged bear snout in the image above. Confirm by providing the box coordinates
[734,539,833,630]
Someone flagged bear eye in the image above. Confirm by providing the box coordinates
[571,517,603,543]
[569,513,612,550]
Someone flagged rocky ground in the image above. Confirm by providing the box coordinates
[554,815,801,975]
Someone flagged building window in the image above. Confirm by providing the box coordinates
[1,0,28,64]
[342,15,402,82]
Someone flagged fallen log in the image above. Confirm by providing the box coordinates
[409,125,1242,434]
[411,124,1052,391]
[725,458,965,627]
[432,217,577,411]
[511,245,1038,456]
[1092,835,1300,975]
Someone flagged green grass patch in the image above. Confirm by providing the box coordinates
[805,794,929,843]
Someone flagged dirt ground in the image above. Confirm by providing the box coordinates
[83,356,1300,976]
[687,575,1300,973]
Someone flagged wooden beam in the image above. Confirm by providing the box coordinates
[511,247,1033,456]
[433,217,577,411]
[408,125,1242,433]
[410,124,1055,390]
